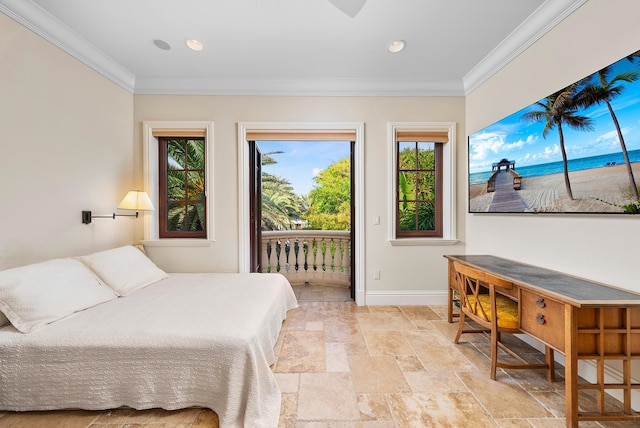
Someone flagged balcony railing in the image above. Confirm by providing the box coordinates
[261,230,351,287]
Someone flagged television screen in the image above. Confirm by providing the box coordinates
[468,49,640,214]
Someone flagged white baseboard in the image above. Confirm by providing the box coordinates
[364,290,448,306]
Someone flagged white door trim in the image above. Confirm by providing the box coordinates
[237,122,366,305]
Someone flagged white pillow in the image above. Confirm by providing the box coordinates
[79,245,168,296]
[0,258,117,333]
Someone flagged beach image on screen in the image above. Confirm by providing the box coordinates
[469,49,640,214]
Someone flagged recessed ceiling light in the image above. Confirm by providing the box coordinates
[153,39,171,50]
[186,39,204,52]
[387,39,406,54]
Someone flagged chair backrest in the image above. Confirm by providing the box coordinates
[453,261,514,326]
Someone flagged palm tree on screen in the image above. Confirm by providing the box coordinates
[581,66,640,200]
[521,80,594,200]
[626,50,640,62]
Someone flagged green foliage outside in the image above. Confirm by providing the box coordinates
[166,139,205,231]
[304,158,351,230]
[261,153,350,231]
[398,143,436,231]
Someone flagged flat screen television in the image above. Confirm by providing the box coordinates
[468,48,640,214]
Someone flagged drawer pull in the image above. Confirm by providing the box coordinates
[536,297,546,308]
[536,313,546,325]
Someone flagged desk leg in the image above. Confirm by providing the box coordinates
[447,260,459,323]
[564,305,578,428]
[448,281,454,323]
[545,347,555,382]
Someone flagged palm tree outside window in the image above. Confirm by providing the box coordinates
[158,137,206,238]
[396,138,443,238]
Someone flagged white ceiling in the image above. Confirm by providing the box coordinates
[0,0,586,95]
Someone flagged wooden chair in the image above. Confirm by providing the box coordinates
[452,261,555,381]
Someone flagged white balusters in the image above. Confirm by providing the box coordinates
[261,231,351,287]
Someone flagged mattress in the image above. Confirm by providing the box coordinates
[0,272,298,428]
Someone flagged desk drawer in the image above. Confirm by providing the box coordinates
[520,290,565,352]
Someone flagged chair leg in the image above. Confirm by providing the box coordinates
[490,328,498,380]
[454,311,466,344]
[545,346,555,382]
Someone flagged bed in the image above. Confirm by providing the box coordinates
[0,246,298,428]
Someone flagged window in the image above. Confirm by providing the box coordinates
[388,123,457,244]
[142,121,214,243]
[158,137,206,238]
[397,140,443,237]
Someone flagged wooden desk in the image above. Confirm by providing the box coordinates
[444,254,640,427]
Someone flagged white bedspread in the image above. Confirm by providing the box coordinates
[0,272,297,428]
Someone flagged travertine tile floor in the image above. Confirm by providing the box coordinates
[1,284,637,427]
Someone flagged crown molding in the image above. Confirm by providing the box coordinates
[133,77,465,96]
[463,0,588,95]
[0,0,135,93]
[1,0,586,96]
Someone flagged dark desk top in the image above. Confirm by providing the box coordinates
[445,254,640,307]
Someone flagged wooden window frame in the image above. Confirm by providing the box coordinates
[395,140,443,238]
[388,122,457,244]
[158,137,207,239]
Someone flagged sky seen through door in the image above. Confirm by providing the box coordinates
[257,140,351,196]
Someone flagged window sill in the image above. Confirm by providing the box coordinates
[142,239,214,247]
[389,238,459,247]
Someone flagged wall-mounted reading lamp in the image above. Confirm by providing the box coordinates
[82,190,155,224]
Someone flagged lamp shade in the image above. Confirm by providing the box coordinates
[118,191,155,211]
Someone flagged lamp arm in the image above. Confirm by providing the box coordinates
[82,211,139,224]
[113,212,140,219]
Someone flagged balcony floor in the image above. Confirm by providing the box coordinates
[292,283,352,302]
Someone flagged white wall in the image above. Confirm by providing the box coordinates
[133,95,466,303]
[0,13,135,270]
[13,0,635,305]
[3,0,636,306]
[466,0,640,294]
